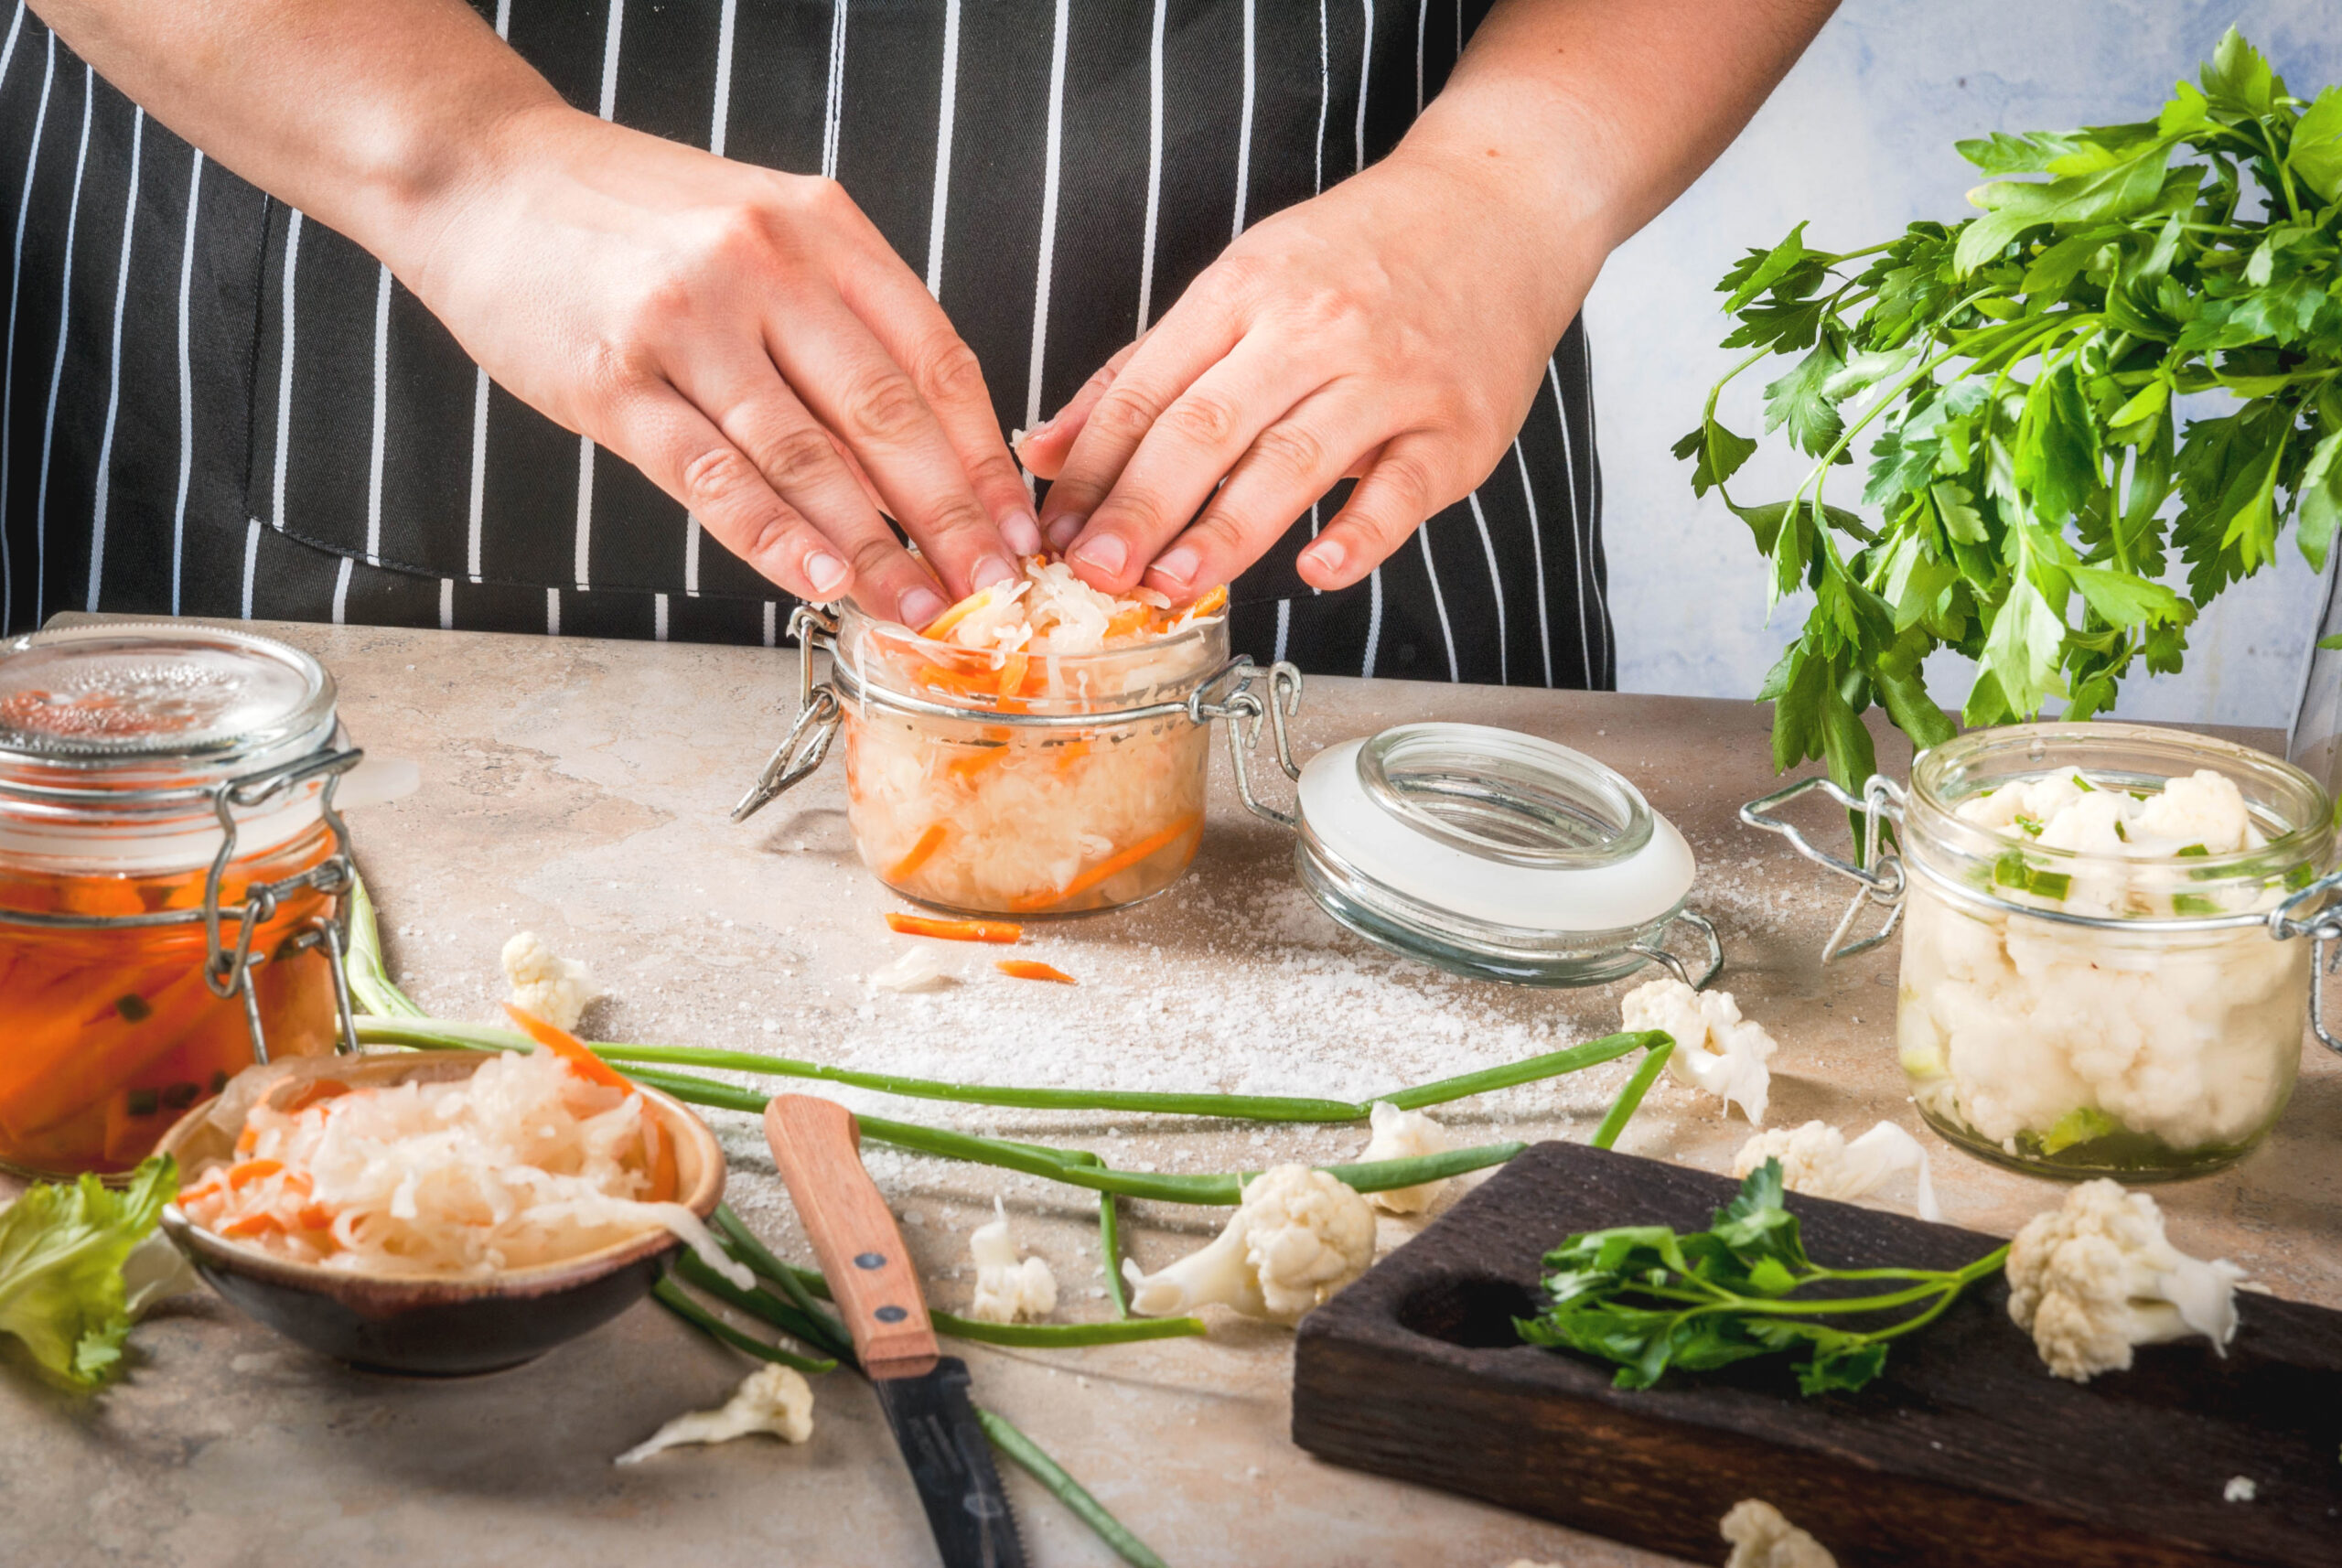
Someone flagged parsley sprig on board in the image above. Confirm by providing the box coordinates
[1516,1160,2008,1396]
[1681,29,2342,794]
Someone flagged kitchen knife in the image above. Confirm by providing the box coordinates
[764,1093,1028,1568]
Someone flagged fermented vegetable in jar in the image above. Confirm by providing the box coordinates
[0,626,359,1178]
[1891,727,2329,1179]
[831,569,1230,917]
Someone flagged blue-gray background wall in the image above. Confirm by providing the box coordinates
[1589,2,2337,728]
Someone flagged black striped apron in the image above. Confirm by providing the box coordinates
[0,0,1612,688]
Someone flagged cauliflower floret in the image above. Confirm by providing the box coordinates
[501,931,598,1032]
[1621,977,1778,1125]
[965,1198,1058,1325]
[1123,1164,1374,1326]
[1357,1101,1452,1214]
[614,1364,814,1464]
[1731,1120,1940,1222]
[2004,1179,2247,1382]
[2131,769,2254,853]
[1721,1499,1836,1568]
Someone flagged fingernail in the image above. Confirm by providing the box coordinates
[1149,543,1201,589]
[1045,514,1086,552]
[806,553,849,596]
[971,554,1020,589]
[1001,510,1044,556]
[901,586,948,628]
[1301,539,1345,577]
[1070,534,1127,576]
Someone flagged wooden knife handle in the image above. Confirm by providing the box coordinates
[762,1093,939,1380]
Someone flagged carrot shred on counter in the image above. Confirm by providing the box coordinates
[1011,813,1201,911]
[995,960,1077,984]
[502,1005,639,1096]
[886,822,949,880]
[884,912,1023,944]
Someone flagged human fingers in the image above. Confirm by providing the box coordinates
[764,293,1019,598]
[1294,434,1454,592]
[1016,338,1144,485]
[833,255,1044,558]
[668,345,952,626]
[1135,385,1400,600]
[618,381,864,606]
[1054,340,1332,596]
[1032,299,1245,553]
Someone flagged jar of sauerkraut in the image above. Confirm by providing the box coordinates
[1745,723,2341,1181]
[736,572,1235,917]
[0,625,377,1177]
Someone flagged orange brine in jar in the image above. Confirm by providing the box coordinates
[0,625,355,1178]
[833,579,1228,917]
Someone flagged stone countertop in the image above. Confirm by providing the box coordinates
[4,621,2336,1568]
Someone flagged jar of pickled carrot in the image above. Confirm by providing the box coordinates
[0,624,361,1178]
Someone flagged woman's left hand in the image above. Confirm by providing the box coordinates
[1019,142,1602,600]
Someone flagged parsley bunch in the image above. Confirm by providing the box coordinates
[1516,1160,2008,1396]
[1680,28,2342,793]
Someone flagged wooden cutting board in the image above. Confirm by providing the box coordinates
[1293,1142,2342,1568]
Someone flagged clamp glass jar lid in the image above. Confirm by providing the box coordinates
[1746,722,2340,1181]
[0,624,367,1178]
[1280,721,1714,987]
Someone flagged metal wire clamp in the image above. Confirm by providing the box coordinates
[1738,772,1908,962]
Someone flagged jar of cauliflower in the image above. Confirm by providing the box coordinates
[832,564,1230,917]
[1894,725,2332,1179]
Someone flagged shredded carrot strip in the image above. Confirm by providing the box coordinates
[220,1212,284,1239]
[644,1114,677,1204]
[1187,584,1229,618]
[886,822,949,880]
[295,1202,334,1230]
[1103,606,1150,639]
[946,747,1007,783]
[995,960,1077,984]
[995,650,1030,698]
[884,912,1023,944]
[502,1005,639,1096]
[233,1126,259,1155]
[1051,739,1091,776]
[919,584,996,639]
[180,1172,226,1202]
[1012,813,1202,911]
[224,1159,284,1190]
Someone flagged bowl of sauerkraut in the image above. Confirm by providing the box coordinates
[1892,724,2333,1180]
[156,1048,730,1374]
[833,560,1231,916]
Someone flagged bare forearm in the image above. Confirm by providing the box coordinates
[27,0,558,274]
[1403,0,1838,264]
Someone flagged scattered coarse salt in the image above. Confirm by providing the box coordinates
[2224,1477,2256,1503]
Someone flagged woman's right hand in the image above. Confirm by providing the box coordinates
[392,102,1037,626]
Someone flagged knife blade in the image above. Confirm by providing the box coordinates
[764,1093,1029,1568]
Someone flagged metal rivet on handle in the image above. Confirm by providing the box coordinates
[855,1251,886,1269]
[875,1305,908,1323]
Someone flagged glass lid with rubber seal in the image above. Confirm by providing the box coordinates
[1286,722,1715,987]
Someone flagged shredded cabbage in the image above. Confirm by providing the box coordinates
[181,1051,746,1286]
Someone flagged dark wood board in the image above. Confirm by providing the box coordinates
[1293,1142,2342,1568]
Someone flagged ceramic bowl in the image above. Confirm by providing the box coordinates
[156,1050,725,1377]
